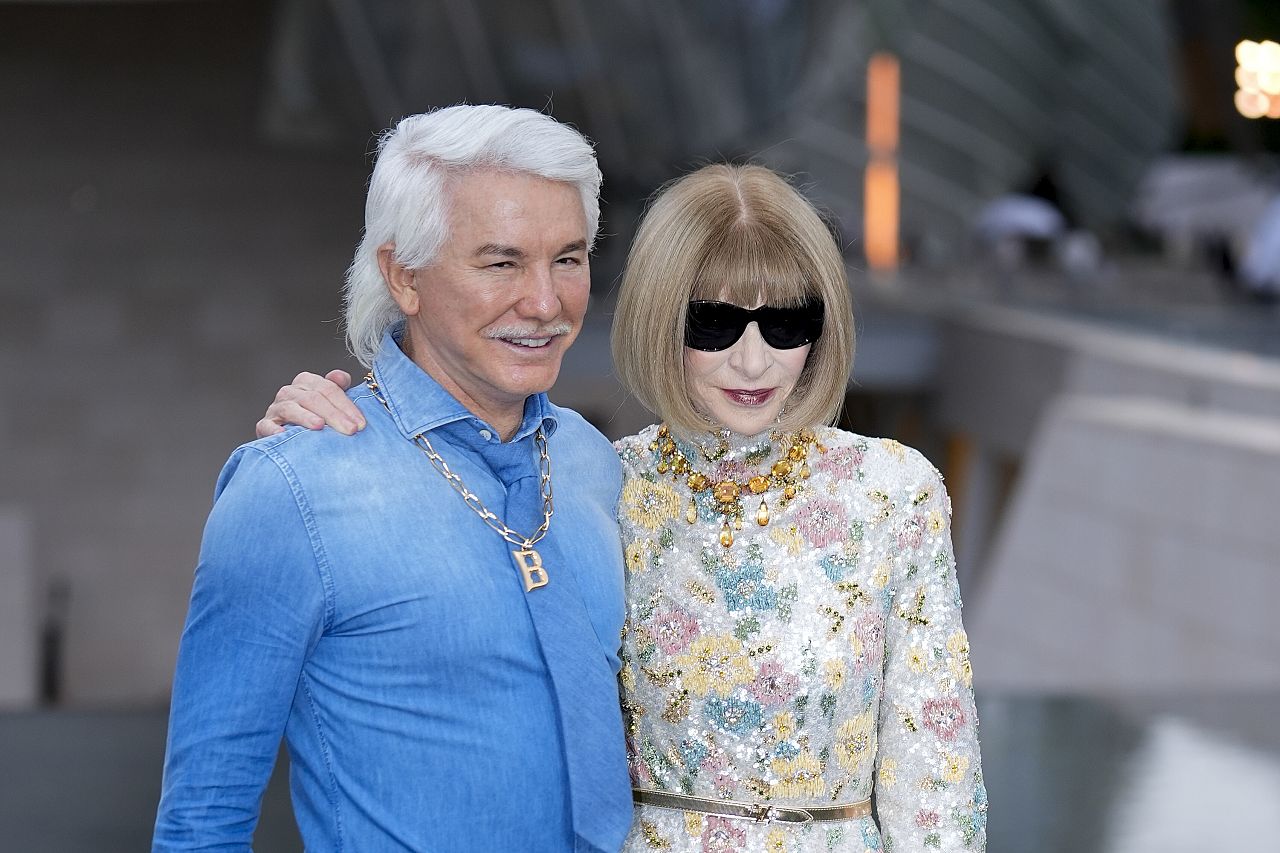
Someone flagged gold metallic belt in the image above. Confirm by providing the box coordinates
[632,788,872,825]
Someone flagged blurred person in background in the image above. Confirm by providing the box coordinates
[154,105,632,852]
[267,163,986,851]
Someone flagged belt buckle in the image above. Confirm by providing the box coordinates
[746,803,811,825]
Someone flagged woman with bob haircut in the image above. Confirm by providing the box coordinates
[260,163,986,852]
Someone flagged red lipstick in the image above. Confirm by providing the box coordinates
[723,388,775,406]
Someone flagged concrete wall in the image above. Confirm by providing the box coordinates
[968,395,1280,690]
[0,507,37,708]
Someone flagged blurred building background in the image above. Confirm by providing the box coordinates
[1,0,1279,849]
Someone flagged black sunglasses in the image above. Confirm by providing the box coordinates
[684,300,824,352]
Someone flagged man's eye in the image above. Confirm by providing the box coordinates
[556,256,582,266]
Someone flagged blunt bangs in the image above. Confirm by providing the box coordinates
[690,222,819,309]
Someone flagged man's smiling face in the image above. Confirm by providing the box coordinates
[390,169,590,428]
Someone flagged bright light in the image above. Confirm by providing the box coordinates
[1236,39,1280,119]
[1237,88,1268,119]
[864,52,900,272]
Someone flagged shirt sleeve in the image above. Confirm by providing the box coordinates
[874,451,987,851]
[153,446,328,851]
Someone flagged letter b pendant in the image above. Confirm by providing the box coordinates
[512,548,549,592]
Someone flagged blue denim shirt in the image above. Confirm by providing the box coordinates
[154,329,629,851]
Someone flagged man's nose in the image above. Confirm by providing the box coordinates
[517,266,562,320]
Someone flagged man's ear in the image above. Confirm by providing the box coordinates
[378,243,419,315]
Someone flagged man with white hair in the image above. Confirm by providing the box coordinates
[153,105,631,852]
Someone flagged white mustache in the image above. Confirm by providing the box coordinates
[486,322,573,340]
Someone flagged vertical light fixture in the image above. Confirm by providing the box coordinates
[865,52,901,272]
[1235,39,1280,119]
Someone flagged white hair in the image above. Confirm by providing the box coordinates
[343,104,602,366]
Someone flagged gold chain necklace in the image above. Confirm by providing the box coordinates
[650,424,824,547]
[366,372,553,592]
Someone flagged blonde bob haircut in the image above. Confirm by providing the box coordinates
[612,164,854,435]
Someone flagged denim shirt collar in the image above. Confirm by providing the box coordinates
[369,324,558,442]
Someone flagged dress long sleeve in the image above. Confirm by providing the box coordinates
[874,450,986,850]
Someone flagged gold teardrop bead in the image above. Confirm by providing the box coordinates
[686,499,698,524]
[720,522,734,547]
[800,465,811,479]
[657,462,669,474]
[734,518,743,530]
[756,500,770,526]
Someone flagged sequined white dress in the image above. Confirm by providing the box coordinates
[614,425,986,852]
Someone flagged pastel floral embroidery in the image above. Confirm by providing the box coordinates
[853,613,886,671]
[795,496,848,549]
[921,697,967,742]
[954,779,989,843]
[906,645,928,674]
[764,827,787,852]
[749,660,800,707]
[878,756,898,786]
[769,523,803,556]
[872,561,890,588]
[624,540,646,573]
[941,752,970,783]
[651,608,700,654]
[701,816,746,852]
[771,711,796,740]
[705,695,763,735]
[815,444,864,478]
[768,749,826,798]
[823,659,846,690]
[622,477,680,530]
[674,634,755,697]
[684,811,703,836]
[897,514,925,550]
[679,738,709,771]
[710,547,777,612]
[880,438,906,460]
[927,509,946,534]
[834,712,876,772]
[947,631,973,687]
[820,551,855,582]
[915,810,940,829]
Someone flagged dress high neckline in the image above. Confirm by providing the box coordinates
[672,426,786,469]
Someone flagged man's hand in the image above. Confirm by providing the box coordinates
[256,370,364,437]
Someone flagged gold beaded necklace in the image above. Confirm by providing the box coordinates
[649,424,825,547]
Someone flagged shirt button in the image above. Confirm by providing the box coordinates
[478,429,492,441]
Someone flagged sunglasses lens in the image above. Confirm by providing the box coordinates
[685,302,747,351]
[760,304,823,349]
[685,300,824,351]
